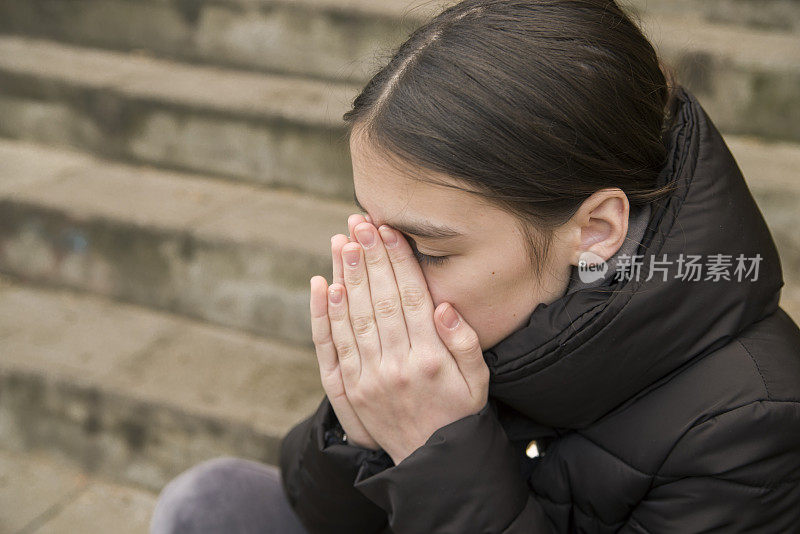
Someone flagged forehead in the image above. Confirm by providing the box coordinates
[349,132,490,238]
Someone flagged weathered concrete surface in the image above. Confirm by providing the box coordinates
[0,448,156,534]
[0,138,358,346]
[0,0,434,83]
[0,275,324,492]
[0,4,795,531]
[646,15,800,143]
[0,35,359,200]
[728,135,800,293]
[623,0,800,34]
[33,481,155,534]
[0,0,798,86]
[0,273,798,499]
[0,11,799,197]
[0,448,88,533]
[1,134,797,344]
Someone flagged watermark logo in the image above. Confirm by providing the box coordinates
[577,252,763,284]
[577,251,608,283]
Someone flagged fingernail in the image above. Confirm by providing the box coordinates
[343,247,360,266]
[379,225,397,247]
[355,225,374,248]
[441,304,460,329]
[329,285,342,304]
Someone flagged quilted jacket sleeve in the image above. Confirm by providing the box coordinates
[621,399,800,532]
[279,394,393,534]
[352,398,559,533]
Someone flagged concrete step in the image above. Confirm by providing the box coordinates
[0,267,798,500]
[0,0,798,84]
[0,135,798,342]
[0,3,798,142]
[623,0,800,35]
[0,29,798,204]
[0,0,440,84]
[0,447,156,534]
[781,284,800,325]
[0,35,360,201]
[0,274,325,493]
[0,137,357,346]
[639,14,800,143]
[726,135,800,291]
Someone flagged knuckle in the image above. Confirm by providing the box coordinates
[393,249,415,264]
[386,366,411,389]
[373,296,402,320]
[458,330,481,350]
[419,356,443,378]
[313,336,334,353]
[384,329,408,351]
[364,252,385,269]
[351,314,376,337]
[311,329,328,347]
[319,370,343,393]
[326,387,348,404]
[392,253,416,270]
[346,270,366,286]
[328,307,348,322]
[400,287,427,311]
[395,373,411,389]
[335,339,359,361]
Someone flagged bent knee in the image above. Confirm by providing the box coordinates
[150,456,263,534]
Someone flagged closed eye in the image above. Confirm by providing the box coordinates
[414,250,449,266]
[407,237,450,267]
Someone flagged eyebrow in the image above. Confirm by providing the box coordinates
[353,192,464,240]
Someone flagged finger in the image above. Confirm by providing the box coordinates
[353,221,410,359]
[377,225,438,347]
[341,242,383,370]
[332,213,368,287]
[327,281,362,386]
[313,277,374,449]
[309,276,338,376]
[434,302,489,399]
[348,213,368,241]
[331,234,349,287]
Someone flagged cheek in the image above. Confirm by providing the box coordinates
[423,278,450,312]
[432,260,534,322]
[424,267,493,316]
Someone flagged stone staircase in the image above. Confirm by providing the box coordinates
[0,447,155,534]
[0,0,798,508]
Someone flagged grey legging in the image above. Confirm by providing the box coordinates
[150,456,309,534]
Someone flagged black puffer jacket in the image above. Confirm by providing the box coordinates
[279,86,800,533]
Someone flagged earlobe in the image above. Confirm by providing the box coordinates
[574,189,629,264]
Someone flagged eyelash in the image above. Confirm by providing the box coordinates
[408,239,450,267]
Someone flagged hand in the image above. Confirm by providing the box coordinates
[309,214,382,450]
[325,219,490,465]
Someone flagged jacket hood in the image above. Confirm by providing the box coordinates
[483,85,785,430]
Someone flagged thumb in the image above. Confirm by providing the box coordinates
[435,303,488,387]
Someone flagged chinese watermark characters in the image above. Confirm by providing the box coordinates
[577,252,763,284]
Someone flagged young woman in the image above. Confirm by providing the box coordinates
[150,0,800,532]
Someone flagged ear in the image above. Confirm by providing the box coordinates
[569,188,629,266]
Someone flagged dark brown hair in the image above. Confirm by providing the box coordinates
[343,0,680,277]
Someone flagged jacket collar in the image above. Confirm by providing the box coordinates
[484,86,785,429]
